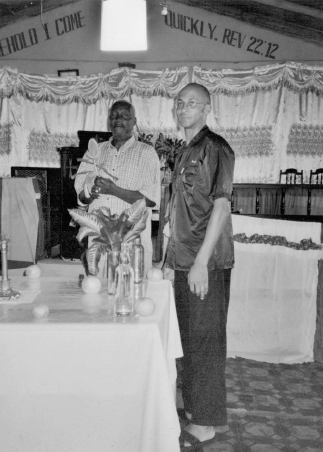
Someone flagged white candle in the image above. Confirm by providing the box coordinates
[1,240,8,280]
[1,238,9,291]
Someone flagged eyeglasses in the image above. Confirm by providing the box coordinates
[175,100,205,110]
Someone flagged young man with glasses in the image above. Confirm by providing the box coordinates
[165,83,235,449]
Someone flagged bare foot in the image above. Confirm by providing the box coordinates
[183,423,215,447]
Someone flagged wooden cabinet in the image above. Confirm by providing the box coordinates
[57,131,112,259]
[231,183,323,222]
[57,147,86,260]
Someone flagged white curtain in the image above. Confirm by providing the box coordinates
[2,62,323,181]
[0,66,188,174]
[193,62,323,183]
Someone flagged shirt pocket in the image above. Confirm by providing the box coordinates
[182,161,200,195]
[121,161,141,190]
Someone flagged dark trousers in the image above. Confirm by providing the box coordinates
[174,268,231,426]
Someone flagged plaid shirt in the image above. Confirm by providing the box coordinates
[75,135,161,253]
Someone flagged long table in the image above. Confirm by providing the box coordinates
[0,277,183,452]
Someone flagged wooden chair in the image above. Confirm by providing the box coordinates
[279,168,303,184]
[309,168,323,184]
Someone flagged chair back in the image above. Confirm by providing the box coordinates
[310,168,323,184]
[279,168,303,184]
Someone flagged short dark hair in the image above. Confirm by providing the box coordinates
[111,100,135,113]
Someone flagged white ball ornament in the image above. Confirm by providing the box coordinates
[135,297,155,317]
[81,275,102,294]
[25,264,41,278]
[146,267,163,282]
[32,304,49,319]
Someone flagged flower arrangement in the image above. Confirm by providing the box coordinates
[154,133,184,170]
[138,132,184,171]
[68,199,148,276]
[137,132,154,147]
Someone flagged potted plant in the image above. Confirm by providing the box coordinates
[68,199,148,276]
[154,133,184,171]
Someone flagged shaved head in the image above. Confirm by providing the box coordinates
[178,83,211,104]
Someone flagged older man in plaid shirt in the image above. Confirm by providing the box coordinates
[75,100,161,275]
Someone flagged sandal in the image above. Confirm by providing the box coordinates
[179,429,215,451]
[177,408,191,422]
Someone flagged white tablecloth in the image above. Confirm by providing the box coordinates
[0,277,183,452]
[228,216,323,363]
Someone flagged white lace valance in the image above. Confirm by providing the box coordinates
[193,62,323,96]
[0,123,12,156]
[0,66,189,104]
[286,124,323,157]
[28,130,79,166]
[216,126,274,159]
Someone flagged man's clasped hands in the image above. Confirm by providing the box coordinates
[90,176,116,198]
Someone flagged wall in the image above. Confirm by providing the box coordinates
[0,0,323,76]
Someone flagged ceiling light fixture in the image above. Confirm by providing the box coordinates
[160,3,169,16]
[100,0,147,51]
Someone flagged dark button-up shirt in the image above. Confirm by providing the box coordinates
[166,125,235,271]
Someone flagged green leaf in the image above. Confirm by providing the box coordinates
[123,199,146,224]
[68,209,103,237]
[81,242,106,276]
[99,206,112,218]
[123,209,149,244]
[98,228,123,251]
[96,212,127,237]
[76,227,99,242]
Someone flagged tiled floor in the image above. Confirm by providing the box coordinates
[177,357,323,451]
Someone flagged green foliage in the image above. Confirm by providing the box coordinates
[137,132,154,147]
[138,132,184,168]
[68,199,148,276]
[154,133,184,167]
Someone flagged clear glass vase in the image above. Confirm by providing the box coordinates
[114,244,134,317]
[107,250,120,295]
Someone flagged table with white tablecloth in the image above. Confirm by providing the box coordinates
[228,214,323,364]
[0,277,183,452]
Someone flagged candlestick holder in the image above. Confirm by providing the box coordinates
[0,235,20,300]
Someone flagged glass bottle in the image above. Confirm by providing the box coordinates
[131,237,145,310]
[114,243,134,317]
[132,236,144,284]
[107,250,120,295]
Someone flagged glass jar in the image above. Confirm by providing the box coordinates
[132,236,144,284]
[107,250,120,295]
[114,243,134,317]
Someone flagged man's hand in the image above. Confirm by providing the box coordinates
[188,260,208,300]
[93,176,117,196]
[88,186,101,199]
[163,266,174,285]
